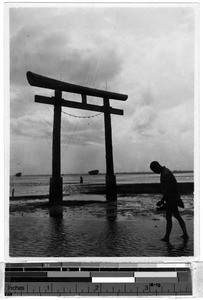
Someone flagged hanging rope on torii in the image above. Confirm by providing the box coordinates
[26,71,128,203]
[62,110,102,118]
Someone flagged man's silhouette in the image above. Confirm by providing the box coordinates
[150,161,189,242]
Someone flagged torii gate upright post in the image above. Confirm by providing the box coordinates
[104,97,117,201]
[26,71,128,204]
[49,90,63,203]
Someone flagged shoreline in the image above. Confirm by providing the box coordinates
[10,182,194,201]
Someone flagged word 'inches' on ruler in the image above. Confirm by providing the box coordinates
[5,263,192,296]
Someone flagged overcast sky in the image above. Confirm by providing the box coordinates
[9,4,196,175]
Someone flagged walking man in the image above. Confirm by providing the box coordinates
[150,161,189,242]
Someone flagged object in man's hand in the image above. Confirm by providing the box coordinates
[177,197,184,208]
[156,200,164,207]
[156,203,167,211]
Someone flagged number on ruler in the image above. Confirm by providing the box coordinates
[145,284,149,291]
[94,285,99,293]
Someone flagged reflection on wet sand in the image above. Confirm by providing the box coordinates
[49,205,63,218]
[104,220,119,255]
[106,202,117,221]
[47,212,69,256]
[9,194,194,257]
[166,238,190,257]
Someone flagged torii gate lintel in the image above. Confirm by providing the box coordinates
[26,71,128,203]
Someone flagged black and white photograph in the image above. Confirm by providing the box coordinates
[8,3,197,258]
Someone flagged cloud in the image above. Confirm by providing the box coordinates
[131,106,156,135]
[10,11,124,125]
[10,20,123,90]
[10,112,53,140]
[9,5,195,174]
[112,98,194,173]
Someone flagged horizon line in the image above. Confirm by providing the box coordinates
[10,170,194,177]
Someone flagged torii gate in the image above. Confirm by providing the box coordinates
[26,71,128,203]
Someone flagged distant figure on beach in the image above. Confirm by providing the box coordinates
[12,188,15,198]
[80,176,83,184]
[150,161,189,242]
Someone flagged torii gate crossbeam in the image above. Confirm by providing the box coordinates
[27,71,128,203]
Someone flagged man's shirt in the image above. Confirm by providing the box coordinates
[160,167,180,203]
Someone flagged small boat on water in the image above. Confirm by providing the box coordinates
[88,170,99,175]
[15,172,22,177]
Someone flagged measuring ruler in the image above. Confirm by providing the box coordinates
[5,262,192,296]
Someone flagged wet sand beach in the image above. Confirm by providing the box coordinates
[9,193,194,257]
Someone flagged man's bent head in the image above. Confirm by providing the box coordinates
[150,161,163,174]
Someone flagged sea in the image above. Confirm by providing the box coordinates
[10,172,194,197]
[9,172,194,257]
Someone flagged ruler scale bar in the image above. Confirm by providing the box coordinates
[91,272,134,277]
[6,272,47,277]
[48,271,91,277]
[92,277,135,283]
[135,277,179,283]
[6,277,93,282]
[5,263,192,296]
[134,271,177,277]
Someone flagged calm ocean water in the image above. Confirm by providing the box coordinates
[10,172,193,197]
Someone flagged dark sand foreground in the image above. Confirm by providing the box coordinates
[9,193,194,257]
